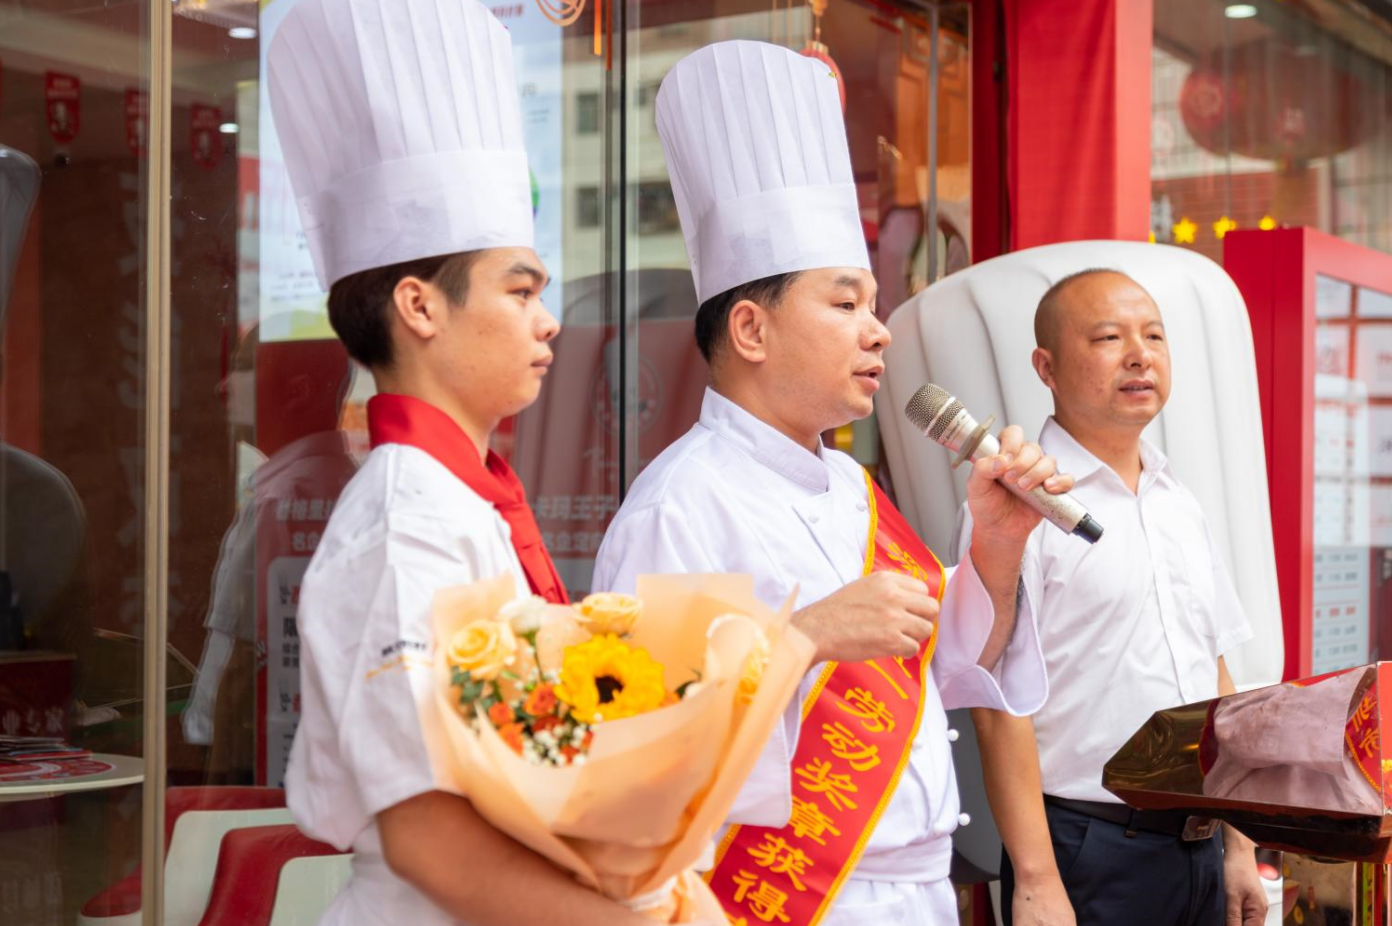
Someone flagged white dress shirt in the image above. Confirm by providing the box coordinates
[287,443,529,926]
[594,389,1047,909]
[957,417,1253,804]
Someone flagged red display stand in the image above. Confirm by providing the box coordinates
[1227,227,1392,681]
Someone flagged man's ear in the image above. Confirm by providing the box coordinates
[1032,346,1057,391]
[391,276,446,343]
[726,299,769,364]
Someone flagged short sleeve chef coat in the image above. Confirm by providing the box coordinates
[286,442,529,926]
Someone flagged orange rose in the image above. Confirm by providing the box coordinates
[488,702,514,727]
[560,745,580,764]
[533,714,562,735]
[498,722,526,755]
[524,683,558,716]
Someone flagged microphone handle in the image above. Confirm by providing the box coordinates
[969,432,1104,544]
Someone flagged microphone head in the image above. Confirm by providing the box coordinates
[904,383,964,442]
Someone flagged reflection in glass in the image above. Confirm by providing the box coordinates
[182,334,357,787]
[1152,0,1392,258]
[0,1,151,918]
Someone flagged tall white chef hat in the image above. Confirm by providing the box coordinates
[268,0,533,290]
[656,40,868,306]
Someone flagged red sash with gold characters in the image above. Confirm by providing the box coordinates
[707,470,945,925]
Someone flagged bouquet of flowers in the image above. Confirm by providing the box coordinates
[429,573,813,922]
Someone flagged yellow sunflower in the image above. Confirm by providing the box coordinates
[555,634,668,723]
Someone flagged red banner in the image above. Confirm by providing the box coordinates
[1346,686,1384,802]
[191,103,223,171]
[708,471,945,925]
[124,89,148,157]
[45,72,80,144]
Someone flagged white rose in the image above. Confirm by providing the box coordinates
[500,595,550,635]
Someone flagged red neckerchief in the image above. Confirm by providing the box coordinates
[366,394,569,604]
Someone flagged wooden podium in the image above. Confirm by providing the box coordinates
[1106,662,1392,923]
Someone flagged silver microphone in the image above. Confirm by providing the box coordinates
[904,384,1104,544]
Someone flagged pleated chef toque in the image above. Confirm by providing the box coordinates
[656,40,869,306]
[267,0,533,290]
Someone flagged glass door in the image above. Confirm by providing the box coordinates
[0,0,153,920]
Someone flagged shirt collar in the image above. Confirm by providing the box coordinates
[1039,417,1170,489]
[699,387,831,493]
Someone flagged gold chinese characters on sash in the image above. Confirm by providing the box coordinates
[707,471,945,924]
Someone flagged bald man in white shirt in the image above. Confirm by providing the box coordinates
[963,269,1268,926]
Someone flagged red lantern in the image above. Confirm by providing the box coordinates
[1178,39,1377,167]
[801,41,846,112]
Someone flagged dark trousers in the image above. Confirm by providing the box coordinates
[1000,802,1225,926]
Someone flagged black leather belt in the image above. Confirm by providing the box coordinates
[1044,795,1218,840]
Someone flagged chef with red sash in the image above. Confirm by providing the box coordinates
[268,1,661,924]
[593,41,1073,925]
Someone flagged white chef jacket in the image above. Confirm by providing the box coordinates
[593,389,1047,897]
[286,441,529,926]
[956,417,1253,804]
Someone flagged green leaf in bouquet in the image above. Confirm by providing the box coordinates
[674,670,703,699]
[452,669,486,705]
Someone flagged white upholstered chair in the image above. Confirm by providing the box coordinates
[876,239,1285,921]
[266,854,354,926]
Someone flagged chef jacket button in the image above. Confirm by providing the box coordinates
[856,502,867,512]
[958,813,971,827]
[809,513,820,523]
[947,728,960,742]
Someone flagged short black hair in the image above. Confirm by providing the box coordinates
[694,271,802,364]
[1035,267,1140,350]
[326,251,481,369]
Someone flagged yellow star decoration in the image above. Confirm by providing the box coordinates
[1172,218,1197,244]
[1259,215,1277,231]
[1148,231,1157,244]
[1213,216,1238,240]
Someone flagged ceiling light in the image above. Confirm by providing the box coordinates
[219,122,239,134]
[1224,4,1258,18]
[228,26,257,39]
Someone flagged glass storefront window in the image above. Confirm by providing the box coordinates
[1152,0,1392,259]
[0,0,151,919]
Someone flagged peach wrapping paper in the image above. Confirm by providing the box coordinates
[428,573,815,922]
